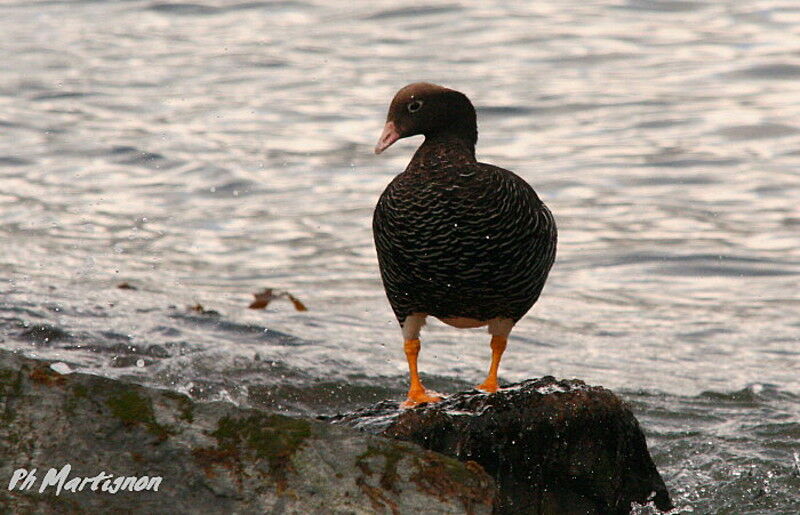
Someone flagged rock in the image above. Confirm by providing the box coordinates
[0,349,494,513]
[329,377,673,514]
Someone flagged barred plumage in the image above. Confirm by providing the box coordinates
[374,160,557,325]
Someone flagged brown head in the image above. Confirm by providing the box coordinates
[374,82,478,154]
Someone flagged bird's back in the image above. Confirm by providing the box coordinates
[373,161,557,324]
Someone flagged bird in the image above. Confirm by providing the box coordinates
[372,82,557,407]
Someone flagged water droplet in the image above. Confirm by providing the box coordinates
[136,359,145,368]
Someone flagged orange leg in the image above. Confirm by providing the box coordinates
[401,339,442,408]
[476,335,507,393]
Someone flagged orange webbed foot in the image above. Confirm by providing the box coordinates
[401,387,443,408]
[475,379,500,394]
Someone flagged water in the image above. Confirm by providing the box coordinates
[1,0,799,511]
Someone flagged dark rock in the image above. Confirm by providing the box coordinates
[329,377,673,514]
[0,349,493,513]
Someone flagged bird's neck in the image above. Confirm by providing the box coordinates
[409,133,477,170]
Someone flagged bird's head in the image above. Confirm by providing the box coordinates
[374,82,477,154]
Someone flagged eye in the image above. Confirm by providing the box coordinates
[407,100,424,113]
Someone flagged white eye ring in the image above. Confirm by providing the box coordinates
[407,100,424,113]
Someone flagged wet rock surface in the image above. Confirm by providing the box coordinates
[0,349,493,513]
[329,377,673,514]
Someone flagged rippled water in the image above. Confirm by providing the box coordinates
[2,0,799,511]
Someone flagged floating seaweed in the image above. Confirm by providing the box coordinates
[249,289,308,312]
